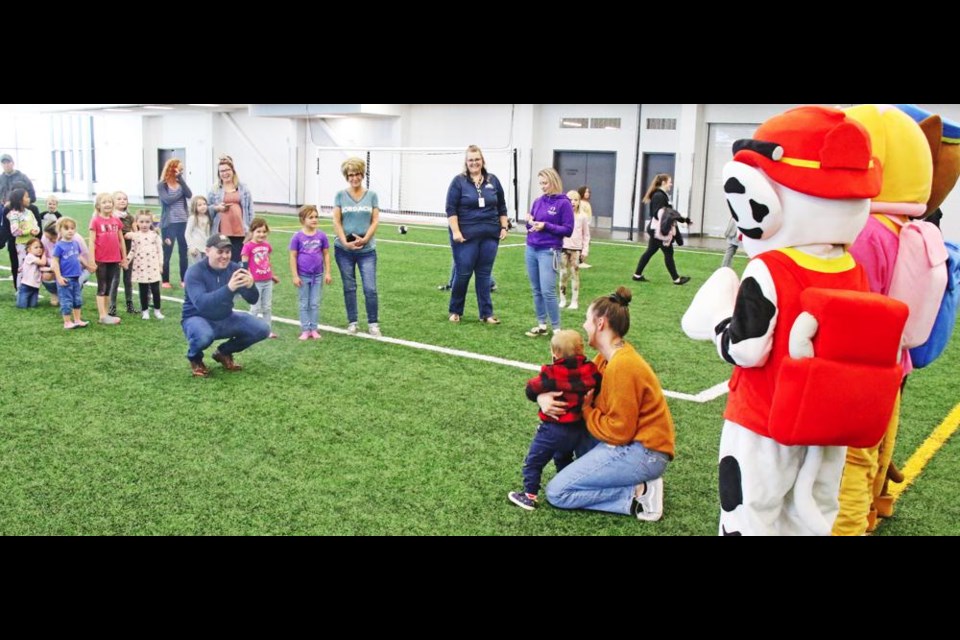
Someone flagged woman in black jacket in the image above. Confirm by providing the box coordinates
[633,173,690,285]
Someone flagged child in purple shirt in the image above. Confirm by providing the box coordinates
[288,205,331,340]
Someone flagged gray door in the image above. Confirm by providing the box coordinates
[640,153,676,234]
[554,151,616,229]
[158,148,186,177]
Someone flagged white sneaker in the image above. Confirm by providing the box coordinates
[568,301,579,310]
[154,309,165,320]
[579,262,592,269]
[559,296,567,308]
[368,323,382,337]
[141,310,150,320]
[99,315,121,325]
[346,322,358,335]
[634,476,663,522]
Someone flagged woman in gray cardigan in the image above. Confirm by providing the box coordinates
[207,154,254,263]
[158,158,192,288]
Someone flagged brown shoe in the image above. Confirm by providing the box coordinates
[190,359,209,377]
[212,351,243,371]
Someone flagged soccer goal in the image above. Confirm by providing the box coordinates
[315,146,518,220]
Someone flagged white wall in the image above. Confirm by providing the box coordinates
[142,112,214,200]
[211,111,298,205]
[533,104,640,228]
[93,114,144,201]
[0,113,56,198]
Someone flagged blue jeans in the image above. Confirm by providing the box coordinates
[57,278,83,316]
[449,230,499,318]
[335,247,378,324]
[162,221,188,283]
[521,422,596,495]
[525,245,561,328]
[297,273,324,331]
[16,284,39,308]
[181,312,270,362]
[546,441,670,515]
[448,260,496,289]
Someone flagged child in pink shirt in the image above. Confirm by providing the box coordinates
[241,217,281,338]
[88,192,128,325]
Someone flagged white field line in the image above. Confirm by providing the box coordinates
[1,266,728,403]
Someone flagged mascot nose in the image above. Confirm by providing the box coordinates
[733,139,784,161]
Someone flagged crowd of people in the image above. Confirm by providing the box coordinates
[1,147,704,528]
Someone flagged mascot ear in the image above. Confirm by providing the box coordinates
[722,161,783,243]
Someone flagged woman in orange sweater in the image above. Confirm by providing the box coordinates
[543,286,676,521]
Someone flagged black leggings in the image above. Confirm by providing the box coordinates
[109,238,133,308]
[4,235,17,290]
[229,236,244,263]
[634,235,680,280]
[139,282,161,311]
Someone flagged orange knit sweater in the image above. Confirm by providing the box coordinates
[584,342,676,459]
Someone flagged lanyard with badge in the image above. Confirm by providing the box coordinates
[475,178,485,208]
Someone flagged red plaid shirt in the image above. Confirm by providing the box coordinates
[525,355,602,424]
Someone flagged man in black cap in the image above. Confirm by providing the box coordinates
[0,154,38,290]
[181,233,270,377]
[0,154,37,206]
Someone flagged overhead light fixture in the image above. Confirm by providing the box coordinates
[104,108,133,113]
[188,104,221,107]
[313,114,346,118]
[144,105,174,110]
[562,120,583,127]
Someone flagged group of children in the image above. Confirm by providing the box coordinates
[11,191,340,342]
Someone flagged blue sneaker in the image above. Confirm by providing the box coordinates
[508,491,538,511]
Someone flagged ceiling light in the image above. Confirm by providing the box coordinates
[188,104,221,107]
[143,105,174,110]
[105,108,133,112]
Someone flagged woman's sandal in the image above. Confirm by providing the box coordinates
[449,313,461,323]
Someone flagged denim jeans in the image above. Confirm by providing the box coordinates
[57,278,83,316]
[546,441,670,515]
[335,247,378,324]
[16,284,39,308]
[449,231,499,318]
[162,221,188,283]
[181,312,270,361]
[521,422,597,495]
[297,274,324,331]
[525,245,561,328]
[250,280,274,326]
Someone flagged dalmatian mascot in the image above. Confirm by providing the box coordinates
[682,106,908,536]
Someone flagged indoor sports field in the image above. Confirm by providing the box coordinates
[1,201,956,535]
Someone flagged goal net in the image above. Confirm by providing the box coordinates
[315,146,517,220]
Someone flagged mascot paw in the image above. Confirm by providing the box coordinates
[681,267,740,340]
[788,311,819,359]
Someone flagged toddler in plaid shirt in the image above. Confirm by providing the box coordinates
[508,330,601,510]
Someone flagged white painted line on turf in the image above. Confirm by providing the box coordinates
[0,265,728,401]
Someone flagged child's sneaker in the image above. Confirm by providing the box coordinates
[142,310,150,320]
[99,315,121,325]
[299,331,311,341]
[126,302,136,314]
[525,326,549,337]
[631,476,663,522]
[161,282,172,289]
[507,491,538,511]
[346,322,358,335]
[368,323,382,337]
[153,309,165,320]
[309,330,322,340]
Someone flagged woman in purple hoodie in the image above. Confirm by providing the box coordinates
[524,168,574,337]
